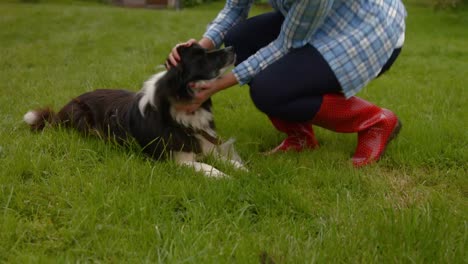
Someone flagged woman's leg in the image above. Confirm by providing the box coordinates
[308,48,403,166]
[249,45,341,122]
[244,44,341,153]
[224,11,323,153]
[248,44,402,165]
[311,94,402,167]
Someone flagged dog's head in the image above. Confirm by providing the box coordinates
[138,44,235,116]
[160,44,236,103]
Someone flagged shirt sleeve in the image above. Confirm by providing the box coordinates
[233,0,334,85]
[203,0,253,48]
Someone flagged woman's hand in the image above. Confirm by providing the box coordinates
[166,38,216,69]
[166,39,198,69]
[176,80,219,113]
[175,72,239,113]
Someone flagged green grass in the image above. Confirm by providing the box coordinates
[0,1,467,262]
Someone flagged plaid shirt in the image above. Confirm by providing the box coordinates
[204,0,407,98]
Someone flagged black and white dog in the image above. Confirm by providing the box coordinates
[23,44,246,177]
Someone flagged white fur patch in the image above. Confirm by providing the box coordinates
[23,111,38,125]
[138,71,167,116]
[170,107,216,137]
[173,151,227,178]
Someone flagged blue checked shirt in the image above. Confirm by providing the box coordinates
[203,0,407,98]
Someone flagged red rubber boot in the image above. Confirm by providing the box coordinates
[312,94,402,167]
[265,116,319,154]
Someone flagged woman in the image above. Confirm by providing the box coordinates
[167,0,407,167]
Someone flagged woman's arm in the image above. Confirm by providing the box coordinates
[233,0,334,85]
[203,0,253,49]
[198,37,215,50]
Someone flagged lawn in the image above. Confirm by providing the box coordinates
[0,0,467,262]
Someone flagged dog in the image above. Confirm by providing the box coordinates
[23,44,246,178]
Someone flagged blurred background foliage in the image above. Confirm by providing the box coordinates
[411,0,467,9]
[17,0,468,9]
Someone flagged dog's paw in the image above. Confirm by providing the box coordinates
[230,160,249,172]
[205,168,230,178]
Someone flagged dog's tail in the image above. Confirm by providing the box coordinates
[23,107,59,131]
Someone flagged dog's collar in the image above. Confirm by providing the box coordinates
[198,130,223,146]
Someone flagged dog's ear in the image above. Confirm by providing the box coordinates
[158,67,183,93]
[176,44,203,63]
[176,46,189,62]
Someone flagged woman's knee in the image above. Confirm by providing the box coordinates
[249,80,281,116]
[250,83,323,121]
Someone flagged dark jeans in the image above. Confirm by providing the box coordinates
[224,11,401,122]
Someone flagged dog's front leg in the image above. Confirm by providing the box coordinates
[217,138,248,172]
[197,136,248,172]
[172,151,228,178]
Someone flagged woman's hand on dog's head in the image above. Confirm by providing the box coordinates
[166,39,198,69]
[165,38,216,69]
